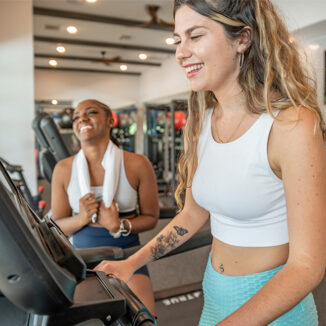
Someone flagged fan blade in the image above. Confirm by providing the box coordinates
[133,5,173,28]
[156,17,175,28]
[95,56,121,64]
[108,56,121,62]
[134,19,155,28]
[93,56,121,66]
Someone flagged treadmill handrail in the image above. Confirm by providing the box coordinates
[76,228,212,265]
[0,156,23,173]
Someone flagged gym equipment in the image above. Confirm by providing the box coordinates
[112,111,119,128]
[0,160,156,326]
[32,112,71,182]
[33,112,71,162]
[58,107,74,129]
[111,108,137,152]
[173,111,186,130]
[145,100,187,203]
[0,156,45,217]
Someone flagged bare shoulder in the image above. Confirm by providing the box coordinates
[273,106,321,139]
[270,106,325,169]
[123,151,153,175]
[54,155,74,172]
[52,155,75,185]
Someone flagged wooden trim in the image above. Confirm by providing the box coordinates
[33,7,174,32]
[35,53,161,67]
[34,36,175,54]
[35,66,141,76]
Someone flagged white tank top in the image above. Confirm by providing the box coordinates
[67,153,137,214]
[192,108,288,247]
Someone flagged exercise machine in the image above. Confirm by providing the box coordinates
[144,100,187,204]
[0,160,156,326]
[0,156,46,217]
[32,112,71,182]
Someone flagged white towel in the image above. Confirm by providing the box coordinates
[76,141,122,222]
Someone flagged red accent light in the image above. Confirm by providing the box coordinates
[38,201,46,209]
[112,111,119,128]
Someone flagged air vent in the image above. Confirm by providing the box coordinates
[67,0,84,4]
[120,35,132,41]
[45,24,60,31]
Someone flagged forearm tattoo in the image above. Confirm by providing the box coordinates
[150,225,188,260]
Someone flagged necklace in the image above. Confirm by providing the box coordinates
[214,110,247,143]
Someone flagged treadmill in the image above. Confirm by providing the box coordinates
[0,160,156,326]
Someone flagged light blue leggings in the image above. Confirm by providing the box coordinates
[199,254,318,326]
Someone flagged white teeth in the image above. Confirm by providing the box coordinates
[185,64,204,73]
[80,125,92,132]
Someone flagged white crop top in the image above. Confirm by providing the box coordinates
[192,108,289,247]
[67,153,138,214]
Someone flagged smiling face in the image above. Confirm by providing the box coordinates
[72,100,113,143]
[174,6,241,95]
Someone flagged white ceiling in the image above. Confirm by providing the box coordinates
[33,0,326,75]
[33,0,176,74]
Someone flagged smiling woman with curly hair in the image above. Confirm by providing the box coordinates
[95,1,326,325]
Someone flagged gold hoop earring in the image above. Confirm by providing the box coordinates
[239,52,244,68]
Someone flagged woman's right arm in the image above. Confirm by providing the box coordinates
[51,159,98,236]
[94,186,209,282]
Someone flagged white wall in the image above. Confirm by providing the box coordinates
[273,0,326,32]
[294,20,326,116]
[305,46,326,117]
[139,55,189,104]
[0,0,37,193]
[34,56,189,107]
[35,70,140,109]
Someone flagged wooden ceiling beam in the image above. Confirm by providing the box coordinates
[35,54,161,66]
[34,36,175,54]
[35,66,141,76]
[33,7,174,32]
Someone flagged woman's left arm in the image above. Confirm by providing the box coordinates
[219,107,326,326]
[125,154,160,233]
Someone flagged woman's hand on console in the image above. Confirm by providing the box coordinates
[94,258,136,284]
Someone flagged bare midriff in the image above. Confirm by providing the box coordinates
[211,237,289,276]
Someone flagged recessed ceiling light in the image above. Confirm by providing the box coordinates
[86,0,97,2]
[67,25,78,34]
[165,37,175,45]
[51,99,58,105]
[309,44,320,50]
[49,59,58,67]
[120,64,128,71]
[56,45,66,53]
[138,53,148,60]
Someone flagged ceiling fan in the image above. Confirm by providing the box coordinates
[94,51,121,65]
[138,5,174,28]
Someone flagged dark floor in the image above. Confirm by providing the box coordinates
[314,276,326,325]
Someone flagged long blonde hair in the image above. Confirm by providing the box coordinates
[174,0,326,210]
